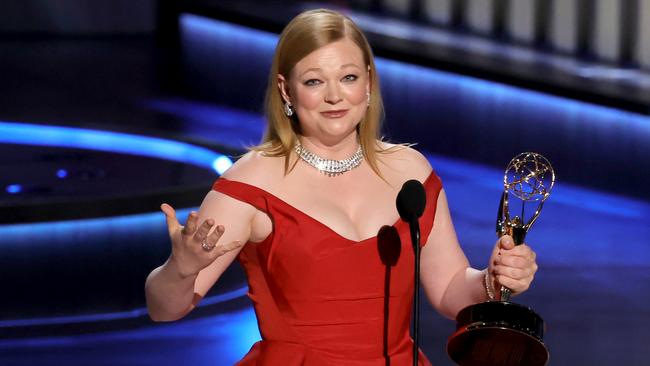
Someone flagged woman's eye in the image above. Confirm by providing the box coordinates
[343,74,358,82]
[304,79,321,86]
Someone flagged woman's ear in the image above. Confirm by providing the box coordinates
[277,74,291,104]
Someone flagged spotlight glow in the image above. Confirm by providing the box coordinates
[213,156,233,175]
[6,184,22,194]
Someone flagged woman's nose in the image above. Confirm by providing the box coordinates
[324,83,343,104]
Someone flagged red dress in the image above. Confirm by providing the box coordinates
[212,171,442,365]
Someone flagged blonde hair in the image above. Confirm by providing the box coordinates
[252,8,386,175]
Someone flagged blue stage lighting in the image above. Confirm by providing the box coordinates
[180,13,277,52]
[212,155,233,174]
[0,121,233,174]
[0,208,250,328]
[0,285,248,328]
[5,184,22,194]
[0,122,245,330]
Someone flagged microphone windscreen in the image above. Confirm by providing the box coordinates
[396,179,426,222]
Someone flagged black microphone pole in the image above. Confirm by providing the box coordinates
[411,216,421,366]
[396,180,427,366]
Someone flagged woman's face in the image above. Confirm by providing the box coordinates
[279,38,370,146]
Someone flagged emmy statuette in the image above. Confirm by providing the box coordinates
[447,152,555,366]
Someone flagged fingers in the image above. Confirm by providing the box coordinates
[490,236,538,295]
[494,236,536,260]
[497,252,537,268]
[494,274,532,293]
[190,220,242,258]
[200,226,245,259]
[193,218,215,243]
[161,203,180,234]
[494,244,537,270]
[182,211,199,236]
[499,245,537,267]
[493,261,537,280]
[498,235,515,250]
[201,224,225,250]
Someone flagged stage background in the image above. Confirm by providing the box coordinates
[1,1,649,365]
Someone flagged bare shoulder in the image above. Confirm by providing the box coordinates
[377,141,432,183]
[220,150,286,192]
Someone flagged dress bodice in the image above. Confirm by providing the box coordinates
[212,171,442,365]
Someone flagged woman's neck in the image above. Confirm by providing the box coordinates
[297,133,360,160]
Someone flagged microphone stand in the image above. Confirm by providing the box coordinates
[396,179,426,366]
[410,218,421,366]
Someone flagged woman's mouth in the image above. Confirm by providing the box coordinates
[320,109,349,118]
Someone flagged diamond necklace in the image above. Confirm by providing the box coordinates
[294,140,364,177]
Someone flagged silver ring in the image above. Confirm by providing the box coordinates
[201,239,214,252]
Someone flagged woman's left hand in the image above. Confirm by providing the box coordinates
[487,235,538,298]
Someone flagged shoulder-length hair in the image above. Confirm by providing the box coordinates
[253,8,386,175]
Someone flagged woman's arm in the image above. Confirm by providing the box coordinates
[420,190,538,319]
[419,190,486,319]
[145,190,257,321]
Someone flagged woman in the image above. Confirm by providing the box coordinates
[145,9,538,365]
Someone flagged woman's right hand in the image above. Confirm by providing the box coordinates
[160,203,243,278]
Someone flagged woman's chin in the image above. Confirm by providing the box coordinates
[320,125,359,141]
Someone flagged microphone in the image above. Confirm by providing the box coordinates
[396,179,426,366]
[397,179,426,226]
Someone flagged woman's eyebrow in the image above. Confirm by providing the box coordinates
[299,63,362,77]
[299,67,322,77]
[340,63,362,70]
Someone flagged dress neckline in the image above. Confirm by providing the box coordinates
[218,170,436,244]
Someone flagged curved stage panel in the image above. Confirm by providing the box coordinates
[0,122,249,341]
[0,122,235,223]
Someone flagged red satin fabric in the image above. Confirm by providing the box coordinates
[212,171,442,365]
